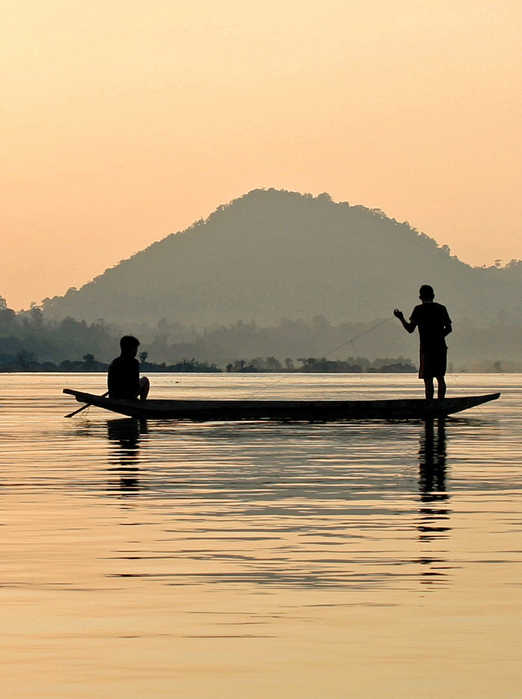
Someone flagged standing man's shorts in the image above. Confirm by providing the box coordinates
[419,349,447,379]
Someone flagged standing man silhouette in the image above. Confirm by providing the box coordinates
[394,285,452,400]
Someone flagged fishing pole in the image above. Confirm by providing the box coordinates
[316,317,394,359]
[247,316,394,397]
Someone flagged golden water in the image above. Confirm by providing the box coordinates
[0,373,521,698]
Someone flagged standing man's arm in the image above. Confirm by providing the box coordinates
[394,308,416,333]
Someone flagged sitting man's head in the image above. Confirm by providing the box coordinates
[120,335,140,357]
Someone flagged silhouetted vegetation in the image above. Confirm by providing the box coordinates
[2,294,522,372]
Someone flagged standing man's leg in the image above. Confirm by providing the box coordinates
[436,350,447,399]
[424,378,434,400]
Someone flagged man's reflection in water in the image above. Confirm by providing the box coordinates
[417,418,451,584]
[419,418,448,502]
[107,418,147,493]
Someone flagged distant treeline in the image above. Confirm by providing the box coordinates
[224,357,416,373]
[1,356,221,373]
[1,296,521,372]
[0,352,415,374]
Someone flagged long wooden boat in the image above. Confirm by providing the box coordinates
[63,389,500,421]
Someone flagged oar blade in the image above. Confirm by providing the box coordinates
[64,391,109,418]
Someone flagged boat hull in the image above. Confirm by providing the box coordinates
[63,389,500,421]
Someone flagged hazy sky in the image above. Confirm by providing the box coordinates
[2,0,521,309]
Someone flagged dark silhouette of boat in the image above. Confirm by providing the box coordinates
[63,389,500,421]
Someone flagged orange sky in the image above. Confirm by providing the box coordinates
[2,0,522,310]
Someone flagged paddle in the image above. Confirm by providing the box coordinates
[65,391,109,418]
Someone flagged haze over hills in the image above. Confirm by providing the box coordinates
[42,189,522,328]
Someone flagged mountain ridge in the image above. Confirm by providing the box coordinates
[41,188,522,327]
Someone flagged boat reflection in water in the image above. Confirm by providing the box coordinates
[417,418,451,584]
[101,413,455,587]
[107,418,147,493]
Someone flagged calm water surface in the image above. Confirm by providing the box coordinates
[0,373,521,698]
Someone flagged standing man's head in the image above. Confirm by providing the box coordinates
[120,335,140,357]
[419,285,435,302]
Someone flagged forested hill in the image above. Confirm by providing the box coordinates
[41,189,522,326]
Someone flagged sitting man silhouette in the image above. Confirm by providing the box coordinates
[108,335,149,401]
[394,285,452,400]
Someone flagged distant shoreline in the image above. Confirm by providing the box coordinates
[0,358,417,374]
